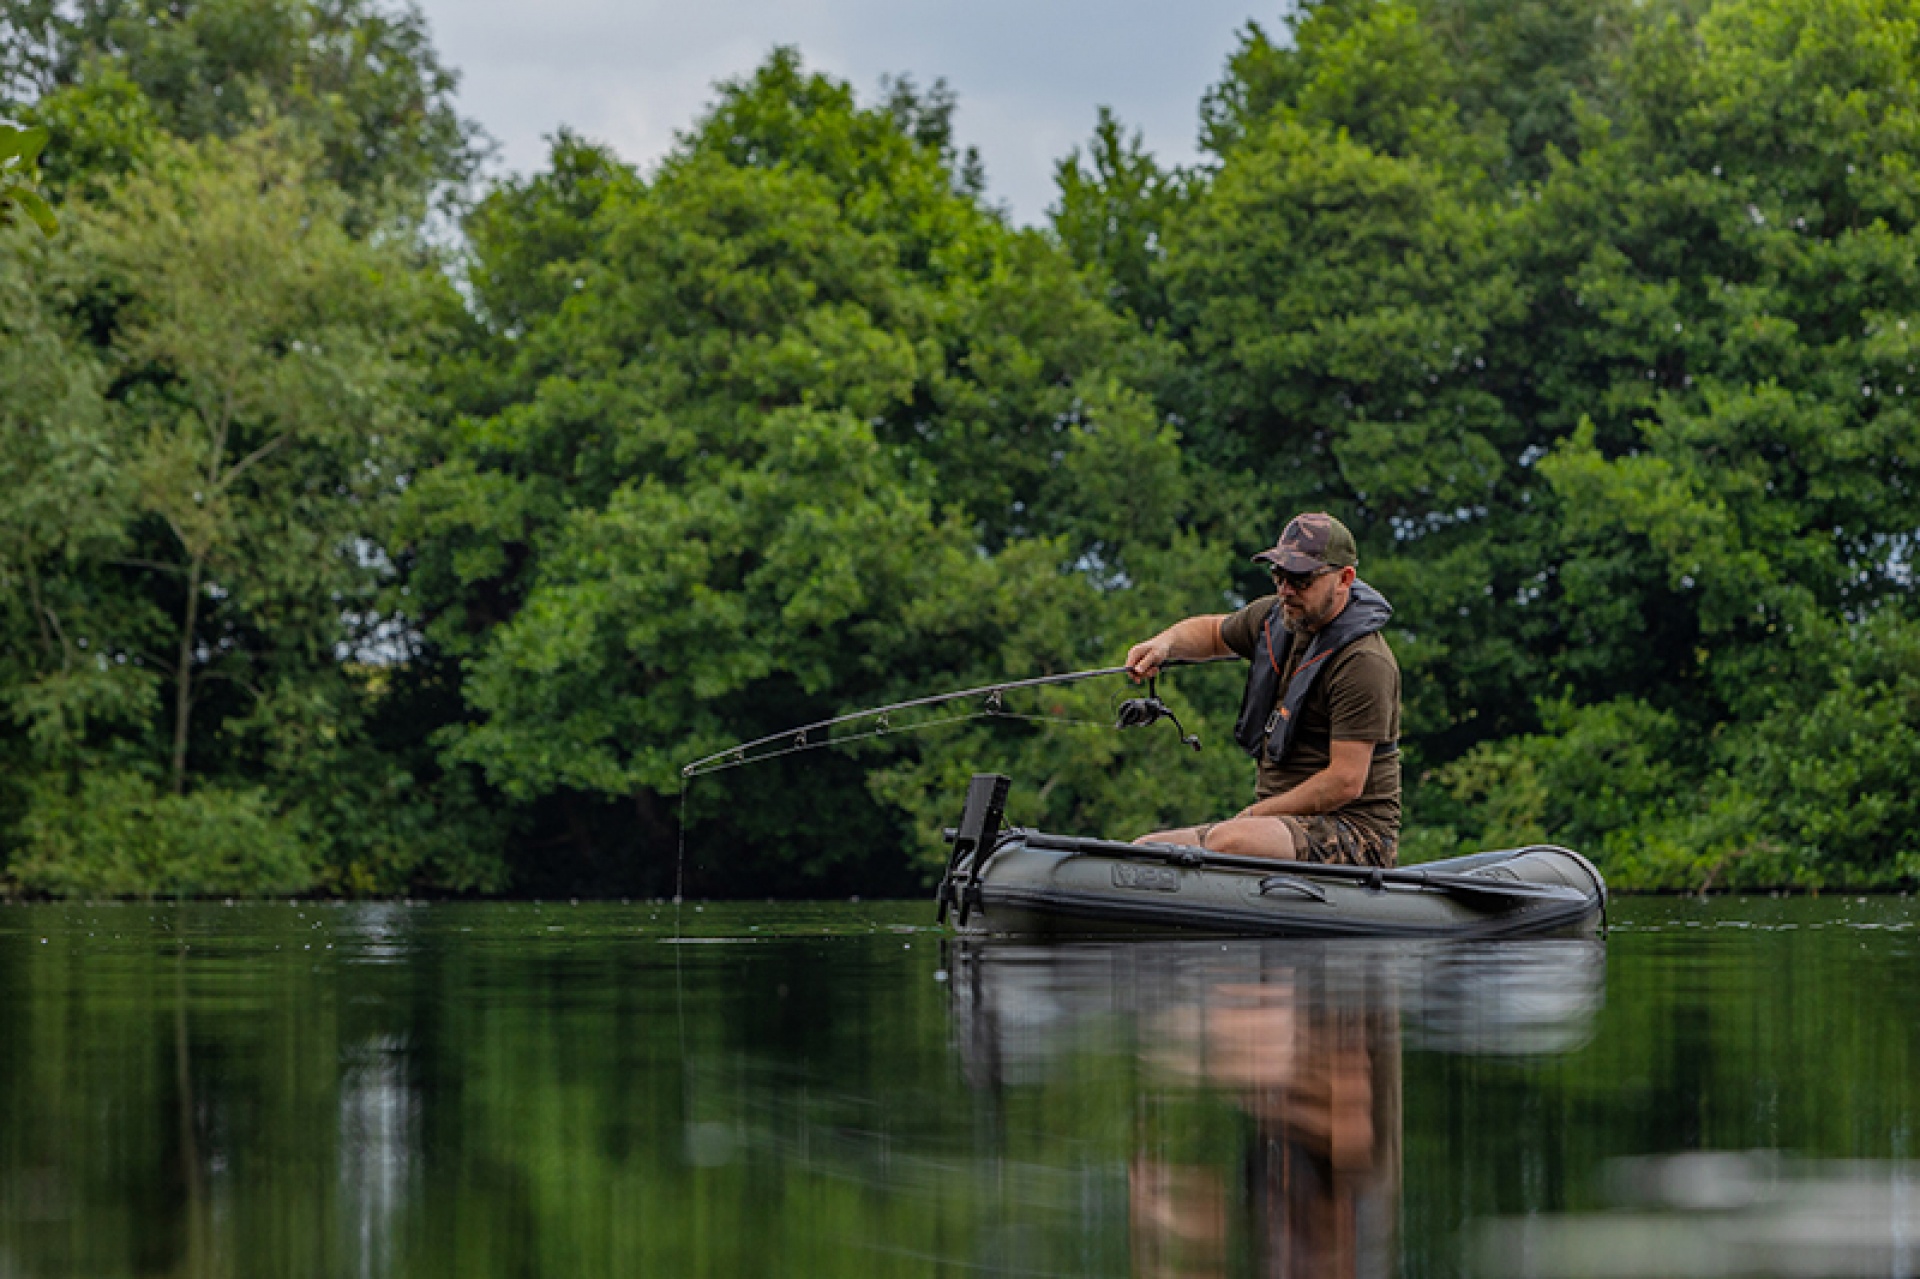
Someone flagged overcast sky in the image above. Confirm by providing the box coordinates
[410,0,1282,225]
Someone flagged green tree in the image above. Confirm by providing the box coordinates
[0,120,56,233]
[0,207,140,829]
[1498,0,1920,885]
[1,127,501,896]
[1157,0,1920,889]
[1051,107,1181,326]
[1200,0,1633,179]
[4,0,484,219]
[406,52,1232,895]
[73,129,419,795]
[9,0,1918,898]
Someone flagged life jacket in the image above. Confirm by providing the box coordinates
[1233,580,1395,764]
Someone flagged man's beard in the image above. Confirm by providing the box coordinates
[1281,595,1336,635]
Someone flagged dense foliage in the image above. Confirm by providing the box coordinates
[4,0,1918,896]
[0,119,54,232]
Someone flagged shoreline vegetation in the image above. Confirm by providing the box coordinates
[4,0,1920,900]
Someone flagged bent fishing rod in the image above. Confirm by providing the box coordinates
[680,657,1236,778]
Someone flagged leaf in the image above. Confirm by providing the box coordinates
[0,123,50,167]
[12,186,58,236]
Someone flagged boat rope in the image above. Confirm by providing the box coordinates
[679,657,1233,779]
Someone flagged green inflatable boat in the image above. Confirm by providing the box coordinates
[937,774,1607,940]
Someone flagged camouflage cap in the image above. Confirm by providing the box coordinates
[1251,512,1358,573]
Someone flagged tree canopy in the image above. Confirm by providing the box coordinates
[5,0,1920,897]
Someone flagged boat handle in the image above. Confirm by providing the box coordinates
[1257,874,1331,904]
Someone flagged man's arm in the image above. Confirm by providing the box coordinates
[1233,739,1373,818]
[1125,615,1232,681]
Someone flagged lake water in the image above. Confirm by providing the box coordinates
[2,895,1917,1278]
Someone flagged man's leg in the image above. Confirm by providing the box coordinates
[1135,824,1213,847]
[1202,816,1301,860]
[1134,817,1302,860]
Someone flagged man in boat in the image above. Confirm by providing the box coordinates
[1124,512,1400,866]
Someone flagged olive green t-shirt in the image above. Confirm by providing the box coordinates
[1218,596,1402,834]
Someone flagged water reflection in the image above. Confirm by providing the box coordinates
[1476,1151,1920,1277]
[338,1034,414,1279]
[34,899,1920,1277]
[949,937,1606,1277]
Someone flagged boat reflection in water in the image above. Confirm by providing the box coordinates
[948,936,1605,1277]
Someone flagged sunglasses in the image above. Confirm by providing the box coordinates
[1271,566,1334,593]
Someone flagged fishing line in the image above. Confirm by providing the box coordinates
[676,783,688,909]
[669,699,1124,898]
[680,657,1232,778]
[667,658,1234,892]
[679,703,1114,776]
[979,710,1114,730]
[686,709,987,774]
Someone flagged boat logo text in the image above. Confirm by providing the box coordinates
[1111,864,1181,893]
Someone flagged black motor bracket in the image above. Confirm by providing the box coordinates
[937,772,1010,926]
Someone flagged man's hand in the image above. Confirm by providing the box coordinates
[1125,636,1173,682]
[1125,615,1232,683]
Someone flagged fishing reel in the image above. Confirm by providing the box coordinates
[1114,676,1203,752]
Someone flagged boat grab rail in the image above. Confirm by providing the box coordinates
[1256,874,1331,903]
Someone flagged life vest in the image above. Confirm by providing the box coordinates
[1232,580,1395,764]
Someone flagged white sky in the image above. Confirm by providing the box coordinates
[410,0,1282,225]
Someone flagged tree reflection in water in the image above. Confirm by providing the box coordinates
[948,937,1605,1278]
[3,905,1620,1276]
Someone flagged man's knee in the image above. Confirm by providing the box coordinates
[1206,817,1299,861]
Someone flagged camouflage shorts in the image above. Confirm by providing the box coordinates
[1275,813,1396,868]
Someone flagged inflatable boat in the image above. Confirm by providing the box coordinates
[936,774,1606,940]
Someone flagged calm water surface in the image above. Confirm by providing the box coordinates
[2,896,1917,1277]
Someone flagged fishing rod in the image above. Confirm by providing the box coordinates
[680,657,1236,778]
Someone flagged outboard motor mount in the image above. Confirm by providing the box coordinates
[937,773,1010,926]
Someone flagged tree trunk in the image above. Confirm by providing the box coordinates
[170,555,203,795]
